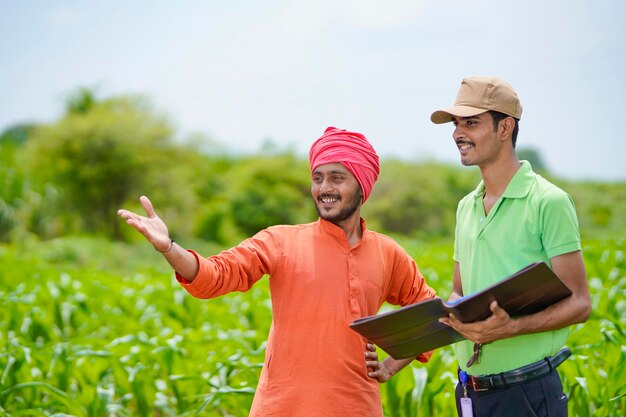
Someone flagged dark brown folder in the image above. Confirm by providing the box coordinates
[349,262,572,359]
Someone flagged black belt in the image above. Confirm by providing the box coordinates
[464,347,571,392]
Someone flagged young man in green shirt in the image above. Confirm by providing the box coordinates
[433,77,591,416]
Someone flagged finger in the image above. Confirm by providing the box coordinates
[490,301,507,318]
[140,195,156,218]
[365,356,380,366]
[123,219,151,238]
[126,217,145,230]
[491,303,511,323]
[118,210,141,222]
[364,351,378,360]
[365,342,376,352]
[117,208,135,217]
[440,316,463,332]
[439,313,456,326]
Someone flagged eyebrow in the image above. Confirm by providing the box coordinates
[312,169,348,175]
[452,115,481,124]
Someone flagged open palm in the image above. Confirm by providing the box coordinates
[117,196,171,252]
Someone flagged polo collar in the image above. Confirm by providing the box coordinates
[472,160,535,200]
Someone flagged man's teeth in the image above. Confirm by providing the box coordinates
[459,143,473,150]
[322,197,338,203]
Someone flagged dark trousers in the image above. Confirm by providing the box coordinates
[455,370,568,417]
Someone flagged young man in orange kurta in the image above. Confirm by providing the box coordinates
[118,127,437,416]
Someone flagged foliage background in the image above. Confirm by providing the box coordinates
[1,92,624,416]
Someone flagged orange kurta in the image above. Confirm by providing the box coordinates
[177,218,436,417]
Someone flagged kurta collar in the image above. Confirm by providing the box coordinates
[317,217,368,244]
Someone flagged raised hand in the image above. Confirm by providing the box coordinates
[117,196,171,252]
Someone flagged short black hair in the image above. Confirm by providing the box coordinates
[489,111,519,148]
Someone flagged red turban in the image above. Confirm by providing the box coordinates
[309,127,380,204]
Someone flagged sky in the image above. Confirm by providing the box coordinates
[1,0,625,181]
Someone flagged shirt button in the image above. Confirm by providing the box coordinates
[480,218,484,223]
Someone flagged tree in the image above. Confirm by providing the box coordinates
[195,154,314,242]
[0,123,39,241]
[20,91,176,239]
[65,87,98,115]
[230,154,314,236]
[363,160,479,238]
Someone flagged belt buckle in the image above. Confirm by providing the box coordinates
[469,376,489,392]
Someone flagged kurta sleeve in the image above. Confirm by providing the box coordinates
[383,241,438,363]
[384,245,436,307]
[176,229,277,299]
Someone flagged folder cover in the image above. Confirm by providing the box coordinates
[349,262,572,359]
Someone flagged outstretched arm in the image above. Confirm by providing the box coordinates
[117,196,199,281]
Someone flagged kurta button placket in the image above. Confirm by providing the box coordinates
[347,249,362,319]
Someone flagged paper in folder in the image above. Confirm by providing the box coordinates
[349,262,572,359]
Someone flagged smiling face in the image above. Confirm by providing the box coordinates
[311,162,363,225]
[451,112,508,167]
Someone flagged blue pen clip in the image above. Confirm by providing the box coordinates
[459,370,468,385]
[459,369,470,398]
[458,370,473,416]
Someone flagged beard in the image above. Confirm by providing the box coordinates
[314,187,363,224]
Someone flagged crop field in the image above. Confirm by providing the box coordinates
[1,236,624,416]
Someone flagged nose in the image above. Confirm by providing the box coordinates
[453,124,465,141]
[319,177,334,194]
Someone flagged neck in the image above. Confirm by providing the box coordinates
[479,152,521,199]
[333,212,363,247]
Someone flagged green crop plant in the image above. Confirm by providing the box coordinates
[0,237,624,416]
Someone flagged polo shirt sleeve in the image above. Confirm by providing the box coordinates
[176,229,276,299]
[540,190,581,259]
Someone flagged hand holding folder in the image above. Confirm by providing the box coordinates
[349,262,572,359]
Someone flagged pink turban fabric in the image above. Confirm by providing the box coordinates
[309,127,380,204]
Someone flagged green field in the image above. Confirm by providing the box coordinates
[1,236,624,416]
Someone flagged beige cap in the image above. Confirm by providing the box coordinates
[431,77,523,124]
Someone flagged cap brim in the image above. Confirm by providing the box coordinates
[430,105,488,124]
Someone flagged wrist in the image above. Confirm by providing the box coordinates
[509,317,524,337]
[157,239,174,253]
[381,358,401,377]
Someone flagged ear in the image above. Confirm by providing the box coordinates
[498,117,515,142]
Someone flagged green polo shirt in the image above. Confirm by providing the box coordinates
[453,161,581,375]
